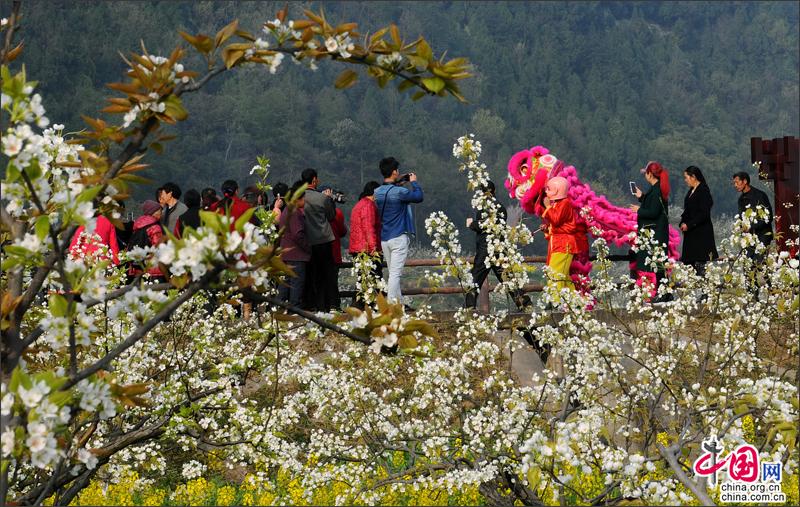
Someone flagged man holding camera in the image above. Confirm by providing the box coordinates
[374,157,424,308]
[300,168,338,312]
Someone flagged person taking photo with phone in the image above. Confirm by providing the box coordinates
[374,157,423,310]
[629,161,671,303]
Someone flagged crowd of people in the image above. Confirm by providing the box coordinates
[467,163,774,307]
[68,157,428,313]
[68,157,776,313]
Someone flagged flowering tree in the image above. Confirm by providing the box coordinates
[2,0,798,502]
[70,144,796,506]
[0,2,471,503]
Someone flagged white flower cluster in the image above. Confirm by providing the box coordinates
[728,204,772,253]
[376,51,403,68]
[424,211,474,290]
[350,252,386,307]
[1,83,48,130]
[2,120,83,210]
[181,460,207,480]
[122,91,165,128]
[2,368,121,473]
[139,54,190,85]
[324,32,355,59]
[454,134,532,293]
[263,18,302,44]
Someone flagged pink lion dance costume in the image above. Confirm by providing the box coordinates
[505,146,680,291]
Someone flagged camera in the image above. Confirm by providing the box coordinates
[395,173,412,184]
[331,189,346,204]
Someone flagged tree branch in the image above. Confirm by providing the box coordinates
[0,0,21,64]
[656,443,715,506]
[61,266,224,390]
[241,288,371,345]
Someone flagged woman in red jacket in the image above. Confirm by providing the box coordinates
[127,200,166,282]
[541,177,579,300]
[211,180,254,230]
[69,214,120,265]
[349,181,382,307]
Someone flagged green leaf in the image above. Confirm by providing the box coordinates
[215,19,240,48]
[179,31,213,54]
[3,245,30,257]
[5,161,21,183]
[421,76,445,93]
[25,159,43,181]
[397,79,416,92]
[411,91,427,101]
[527,465,541,489]
[334,69,359,89]
[76,186,103,204]
[199,210,225,233]
[403,320,438,338]
[49,294,69,318]
[0,66,12,91]
[163,95,188,121]
[34,216,50,241]
[406,55,428,69]
[377,73,391,88]
[416,39,432,61]
[48,391,73,407]
[9,366,26,392]
[398,334,417,349]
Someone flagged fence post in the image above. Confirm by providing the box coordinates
[478,278,490,314]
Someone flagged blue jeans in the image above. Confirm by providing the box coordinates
[381,234,409,304]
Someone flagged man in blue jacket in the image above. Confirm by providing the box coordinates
[374,157,424,307]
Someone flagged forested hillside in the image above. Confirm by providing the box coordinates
[13,0,799,245]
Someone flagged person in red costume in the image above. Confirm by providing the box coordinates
[210,179,254,230]
[68,214,120,265]
[541,176,579,301]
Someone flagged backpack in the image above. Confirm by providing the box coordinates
[126,226,153,250]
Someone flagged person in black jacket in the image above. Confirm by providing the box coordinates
[630,161,671,302]
[465,181,531,310]
[733,171,773,254]
[679,166,718,276]
[174,189,202,238]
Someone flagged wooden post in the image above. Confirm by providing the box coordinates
[751,136,800,257]
[478,277,490,314]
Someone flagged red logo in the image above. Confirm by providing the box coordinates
[694,438,759,485]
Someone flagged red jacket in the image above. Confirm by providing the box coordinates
[129,215,164,277]
[210,196,253,231]
[330,208,347,264]
[348,197,380,255]
[542,198,580,262]
[69,215,120,264]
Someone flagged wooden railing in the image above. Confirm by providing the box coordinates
[337,254,633,312]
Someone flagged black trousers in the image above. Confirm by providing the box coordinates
[466,242,530,310]
[305,242,338,312]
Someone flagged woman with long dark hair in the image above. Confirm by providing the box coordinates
[679,165,718,275]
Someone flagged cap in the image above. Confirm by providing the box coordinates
[141,200,162,216]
